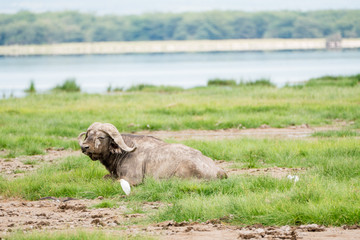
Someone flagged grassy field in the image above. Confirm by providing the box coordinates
[0,76,360,238]
[0,77,359,157]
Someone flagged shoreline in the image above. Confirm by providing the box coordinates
[1,38,360,56]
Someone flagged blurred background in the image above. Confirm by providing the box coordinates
[1,0,360,97]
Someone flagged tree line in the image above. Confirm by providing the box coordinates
[0,10,359,45]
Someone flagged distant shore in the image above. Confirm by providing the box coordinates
[1,38,360,56]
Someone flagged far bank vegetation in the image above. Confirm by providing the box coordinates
[1,10,360,45]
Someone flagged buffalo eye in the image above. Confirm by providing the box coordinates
[98,137,105,140]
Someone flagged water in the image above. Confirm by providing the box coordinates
[1,49,360,98]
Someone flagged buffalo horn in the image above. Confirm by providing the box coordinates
[78,132,86,146]
[94,123,136,153]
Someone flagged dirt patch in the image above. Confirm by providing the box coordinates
[137,221,360,240]
[136,124,344,140]
[0,198,130,235]
[0,148,81,179]
[215,160,305,179]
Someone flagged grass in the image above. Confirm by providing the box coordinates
[207,78,275,87]
[0,81,359,157]
[239,78,275,87]
[305,74,360,87]
[0,75,359,228]
[312,129,360,137]
[0,155,124,200]
[53,78,81,92]
[24,80,36,94]
[22,159,38,165]
[0,138,359,226]
[207,78,237,86]
[126,84,183,93]
[107,84,124,92]
[91,200,120,209]
[5,230,156,240]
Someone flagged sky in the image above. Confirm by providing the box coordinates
[1,0,360,15]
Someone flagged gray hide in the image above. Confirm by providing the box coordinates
[78,122,227,185]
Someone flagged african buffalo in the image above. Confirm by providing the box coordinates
[78,122,227,190]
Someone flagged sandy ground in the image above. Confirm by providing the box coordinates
[1,125,360,239]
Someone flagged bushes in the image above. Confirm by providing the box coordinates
[126,84,183,93]
[2,10,360,45]
[208,79,237,86]
[24,80,36,93]
[53,78,81,92]
[207,78,275,87]
[305,75,360,87]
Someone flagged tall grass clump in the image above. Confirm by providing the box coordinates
[239,78,275,87]
[207,78,237,86]
[24,80,36,93]
[107,84,123,92]
[207,78,275,87]
[305,74,360,87]
[126,84,183,93]
[53,78,81,92]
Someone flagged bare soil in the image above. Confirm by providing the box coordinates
[215,160,305,179]
[135,124,344,140]
[1,125,359,239]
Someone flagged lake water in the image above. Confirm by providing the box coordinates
[1,49,360,97]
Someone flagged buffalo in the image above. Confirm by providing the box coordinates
[78,122,227,193]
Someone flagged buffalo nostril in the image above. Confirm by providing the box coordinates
[81,146,89,152]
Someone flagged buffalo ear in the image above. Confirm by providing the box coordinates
[109,139,122,154]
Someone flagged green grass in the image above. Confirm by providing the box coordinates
[53,78,81,92]
[207,78,237,86]
[304,74,360,87]
[0,155,124,200]
[207,78,275,87]
[0,75,359,228]
[22,159,38,165]
[239,78,275,87]
[5,230,156,240]
[24,80,36,94]
[0,138,359,226]
[0,84,359,156]
[91,200,120,209]
[126,84,183,93]
[312,129,360,137]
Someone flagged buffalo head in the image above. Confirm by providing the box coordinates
[78,122,136,161]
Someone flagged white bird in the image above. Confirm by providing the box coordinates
[120,179,131,195]
[287,175,299,182]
